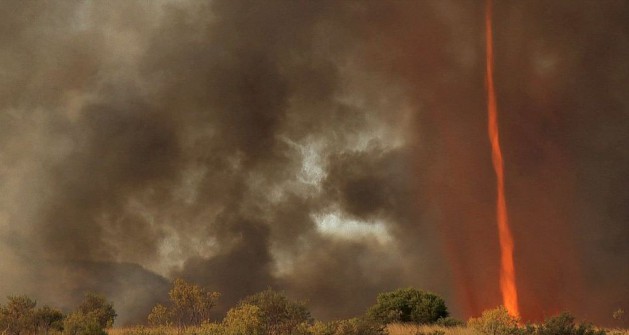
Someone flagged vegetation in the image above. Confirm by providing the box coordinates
[238,289,312,335]
[64,293,116,335]
[536,312,606,335]
[77,294,116,329]
[467,306,519,335]
[221,304,265,335]
[147,279,220,329]
[2,285,627,335]
[367,288,449,325]
[63,312,106,335]
[0,293,114,335]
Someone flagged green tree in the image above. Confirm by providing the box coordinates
[367,288,448,324]
[146,279,220,329]
[222,304,264,335]
[1,295,37,335]
[168,279,220,328]
[63,313,105,335]
[467,306,519,335]
[239,289,312,335]
[77,293,116,329]
[537,312,605,335]
[147,304,171,327]
[34,306,64,335]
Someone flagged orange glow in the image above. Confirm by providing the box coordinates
[485,0,520,318]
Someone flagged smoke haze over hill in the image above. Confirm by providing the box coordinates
[0,0,627,326]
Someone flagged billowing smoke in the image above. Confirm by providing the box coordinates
[0,0,626,327]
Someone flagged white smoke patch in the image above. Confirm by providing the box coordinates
[313,211,392,245]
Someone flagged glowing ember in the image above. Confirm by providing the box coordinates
[485,0,521,318]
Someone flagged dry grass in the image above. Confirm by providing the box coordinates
[386,324,476,335]
[107,326,179,335]
[385,324,629,335]
[107,324,628,335]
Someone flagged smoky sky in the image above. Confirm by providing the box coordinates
[0,0,627,327]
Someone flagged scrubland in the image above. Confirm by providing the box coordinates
[2,279,626,335]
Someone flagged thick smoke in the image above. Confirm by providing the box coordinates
[0,0,626,327]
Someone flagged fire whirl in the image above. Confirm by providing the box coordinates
[485,0,521,318]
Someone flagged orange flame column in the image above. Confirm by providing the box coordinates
[485,0,521,318]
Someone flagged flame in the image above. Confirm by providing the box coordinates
[485,0,521,318]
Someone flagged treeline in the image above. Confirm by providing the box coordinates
[135,280,617,335]
[0,293,115,335]
[138,281,452,335]
[467,306,609,335]
[2,279,620,335]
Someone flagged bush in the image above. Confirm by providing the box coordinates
[308,321,336,335]
[0,295,65,335]
[0,295,37,335]
[537,312,606,335]
[63,293,115,335]
[148,279,220,328]
[199,322,225,335]
[434,317,464,328]
[239,289,312,335]
[367,288,448,324]
[35,305,65,335]
[308,318,386,335]
[77,293,116,328]
[63,312,106,335]
[467,306,519,335]
[222,304,264,335]
[147,304,171,327]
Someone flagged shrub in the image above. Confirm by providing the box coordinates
[35,305,65,335]
[367,288,448,324]
[467,306,519,335]
[537,312,606,335]
[147,304,171,327]
[199,322,225,335]
[222,304,265,335]
[77,293,116,328]
[435,317,464,328]
[239,289,312,335]
[170,279,220,328]
[308,321,336,335]
[147,279,220,328]
[63,312,106,335]
[323,318,387,335]
[0,295,37,335]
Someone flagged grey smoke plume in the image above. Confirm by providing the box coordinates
[0,0,627,326]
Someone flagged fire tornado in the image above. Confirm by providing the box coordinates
[485,0,521,317]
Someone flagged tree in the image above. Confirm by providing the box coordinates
[146,278,220,329]
[147,304,170,327]
[34,306,64,335]
[239,289,312,335]
[537,312,605,335]
[222,304,264,335]
[1,295,37,335]
[63,313,105,335]
[367,288,449,324]
[77,293,116,329]
[467,306,519,335]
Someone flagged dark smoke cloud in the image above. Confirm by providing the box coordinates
[0,0,626,327]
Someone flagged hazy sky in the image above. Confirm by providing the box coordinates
[0,0,627,327]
